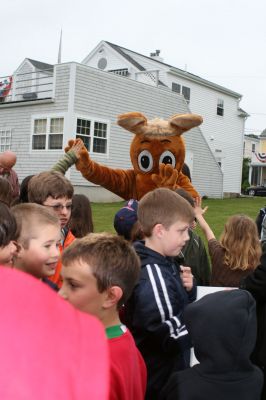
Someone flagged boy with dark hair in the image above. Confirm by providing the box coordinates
[59,233,147,400]
[175,188,210,285]
[12,203,61,289]
[125,188,196,399]
[28,171,75,287]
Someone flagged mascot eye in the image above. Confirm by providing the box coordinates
[138,150,153,172]
[159,151,176,167]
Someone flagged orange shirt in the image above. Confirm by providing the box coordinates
[48,229,75,288]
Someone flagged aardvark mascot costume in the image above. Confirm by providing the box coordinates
[66,112,203,199]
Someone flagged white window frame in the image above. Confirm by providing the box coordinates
[217,99,224,116]
[172,82,181,93]
[30,113,65,152]
[75,114,110,157]
[182,86,190,104]
[171,82,191,104]
[252,143,256,153]
[0,128,12,152]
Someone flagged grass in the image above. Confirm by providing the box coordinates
[91,196,266,240]
[91,201,124,233]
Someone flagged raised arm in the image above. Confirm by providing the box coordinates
[51,139,84,175]
[194,197,215,242]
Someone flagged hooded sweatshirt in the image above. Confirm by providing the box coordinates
[125,240,196,400]
[160,289,263,400]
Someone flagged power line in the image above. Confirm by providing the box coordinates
[248,113,266,116]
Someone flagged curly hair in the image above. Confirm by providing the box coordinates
[220,214,261,271]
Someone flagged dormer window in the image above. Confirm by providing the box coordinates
[217,99,224,116]
[171,83,190,104]
[182,86,190,104]
[172,83,181,93]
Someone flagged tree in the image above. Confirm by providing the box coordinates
[241,157,251,193]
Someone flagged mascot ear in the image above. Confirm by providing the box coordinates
[169,114,203,135]
[117,112,147,134]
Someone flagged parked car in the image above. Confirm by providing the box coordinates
[246,185,266,196]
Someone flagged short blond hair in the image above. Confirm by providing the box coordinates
[138,188,195,237]
[12,203,60,248]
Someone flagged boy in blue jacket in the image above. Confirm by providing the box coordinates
[125,188,196,400]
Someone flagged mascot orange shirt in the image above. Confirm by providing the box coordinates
[66,112,203,199]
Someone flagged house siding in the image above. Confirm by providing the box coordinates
[72,63,222,197]
[0,62,223,199]
[174,78,243,193]
[0,64,71,178]
[83,42,244,195]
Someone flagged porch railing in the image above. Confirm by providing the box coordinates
[0,68,54,103]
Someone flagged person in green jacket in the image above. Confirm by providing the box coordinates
[175,189,211,286]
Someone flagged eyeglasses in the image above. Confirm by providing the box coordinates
[44,203,72,212]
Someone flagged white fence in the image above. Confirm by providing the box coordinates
[0,68,54,103]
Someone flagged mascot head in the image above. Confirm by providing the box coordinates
[117,112,203,193]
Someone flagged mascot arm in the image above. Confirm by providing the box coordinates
[76,151,136,200]
[65,139,136,200]
[176,172,199,198]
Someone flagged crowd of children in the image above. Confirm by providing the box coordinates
[1,149,266,399]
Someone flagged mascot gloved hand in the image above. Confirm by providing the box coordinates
[65,112,203,200]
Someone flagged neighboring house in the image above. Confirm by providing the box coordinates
[243,134,259,159]
[82,41,248,196]
[247,130,266,186]
[0,59,223,200]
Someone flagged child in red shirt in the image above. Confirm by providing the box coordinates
[59,233,147,400]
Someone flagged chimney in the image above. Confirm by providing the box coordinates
[150,49,163,62]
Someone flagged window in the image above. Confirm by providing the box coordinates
[252,143,256,153]
[76,118,108,154]
[0,129,12,152]
[172,83,181,93]
[172,83,191,103]
[32,117,64,150]
[182,86,190,103]
[217,99,224,116]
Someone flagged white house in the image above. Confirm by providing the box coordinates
[243,134,260,160]
[245,131,266,186]
[83,41,248,196]
[0,58,223,200]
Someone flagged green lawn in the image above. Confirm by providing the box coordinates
[91,197,266,240]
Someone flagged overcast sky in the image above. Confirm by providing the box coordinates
[1,0,266,134]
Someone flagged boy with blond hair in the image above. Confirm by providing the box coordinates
[12,203,61,288]
[59,233,147,400]
[28,171,75,287]
[124,188,197,400]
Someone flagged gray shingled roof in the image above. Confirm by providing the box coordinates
[105,41,242,98]
[106,41,166,86]
[27,58,54,71]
